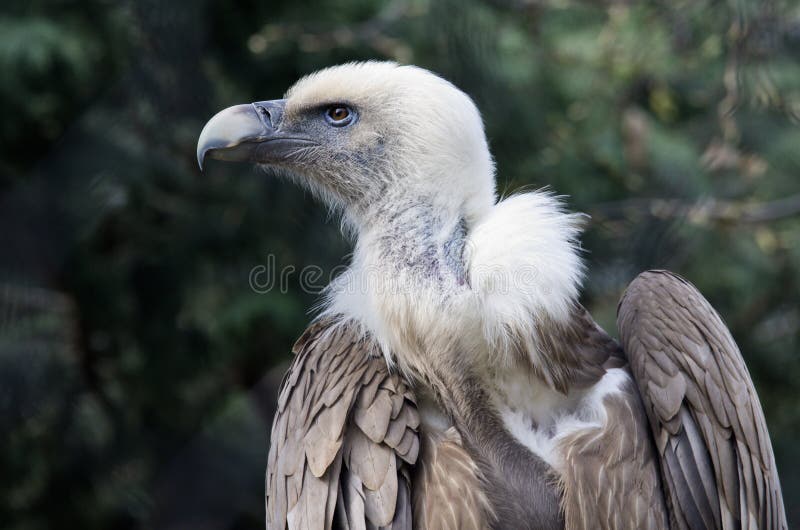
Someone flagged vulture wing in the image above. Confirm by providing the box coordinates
[618,270,786,530]
[266,318,420,530]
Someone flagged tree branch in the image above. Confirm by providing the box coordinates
[588,194,800,226]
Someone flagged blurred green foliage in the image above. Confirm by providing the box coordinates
[1,0,798,528]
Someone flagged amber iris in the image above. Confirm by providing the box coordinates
[327,107,350,122]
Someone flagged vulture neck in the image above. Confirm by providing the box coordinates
[358,196,470,292]
[323,191,484,377]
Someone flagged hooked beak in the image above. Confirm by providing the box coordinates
[196,99,315,170]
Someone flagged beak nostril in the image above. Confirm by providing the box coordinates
[257,106,273,127]
[256,104,276,128]
[252,100,286,130]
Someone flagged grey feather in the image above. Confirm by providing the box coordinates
[618,270,787,530]
[557,376,670,530]
[363,454,398,526]
[345,428,393,491]
[412,427,495,530]
[266,319,417,530]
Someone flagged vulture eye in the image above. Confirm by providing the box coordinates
[325,105,355,127]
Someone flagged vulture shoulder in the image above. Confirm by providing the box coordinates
[618,270,787,530]
[266,318,420,530]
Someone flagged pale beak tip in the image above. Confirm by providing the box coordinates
[197,148,206,171]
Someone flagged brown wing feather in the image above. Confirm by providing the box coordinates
[266,318,419,530]
[618,270,786,530]
[412,427,495,530]
[558,378,669,530]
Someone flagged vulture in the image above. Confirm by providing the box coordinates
[197,62,786,530]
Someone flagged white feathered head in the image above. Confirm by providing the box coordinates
[198,62,496,228]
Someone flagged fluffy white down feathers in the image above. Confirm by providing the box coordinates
[465,192,586,355]
[322,190,586,369]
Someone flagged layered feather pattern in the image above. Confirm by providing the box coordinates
[266,318,419,530]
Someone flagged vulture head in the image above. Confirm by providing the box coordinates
[197,62,496,229]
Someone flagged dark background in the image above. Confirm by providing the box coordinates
[1,0,799,528]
